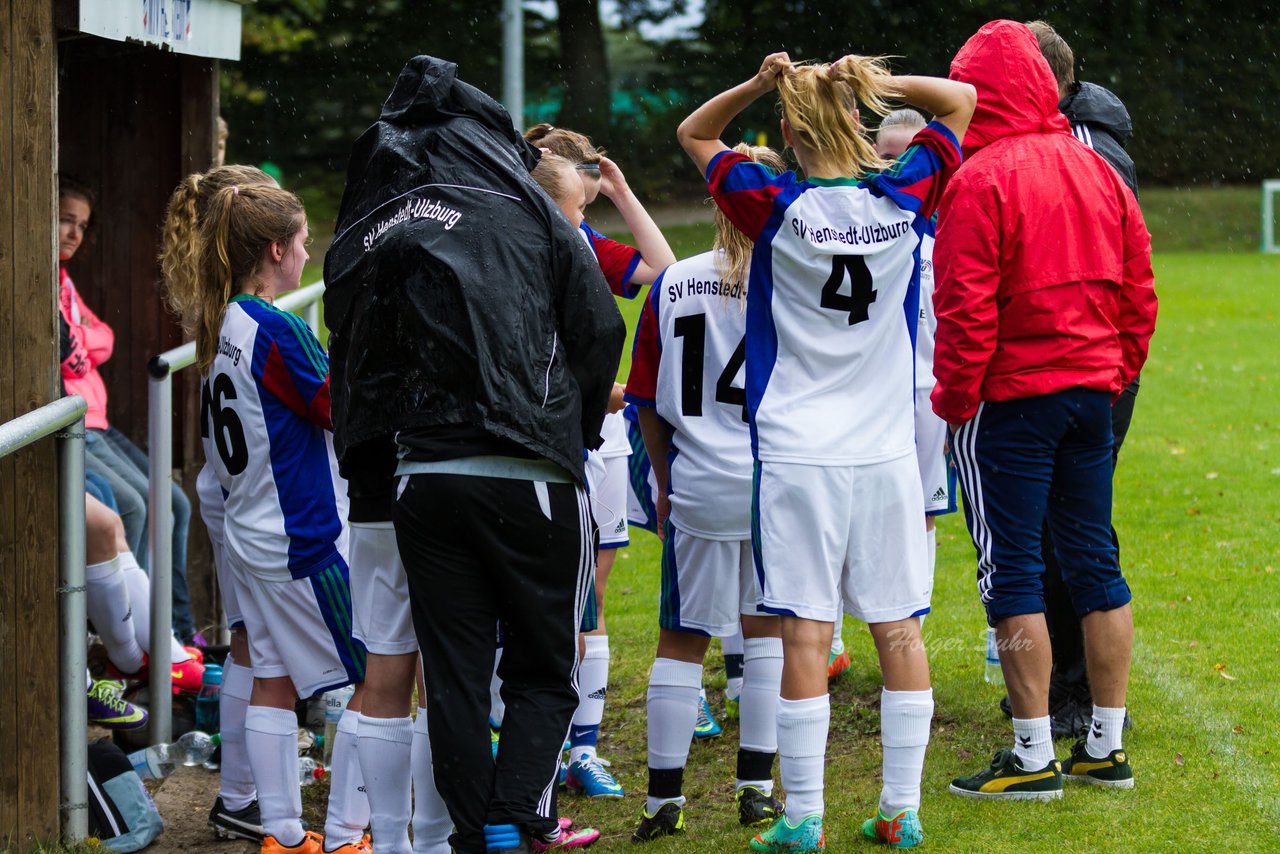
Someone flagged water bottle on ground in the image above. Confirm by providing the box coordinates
[299,757,326,786]
[129,731,219,780]
[984,627,1005,686]
[195,663,223,734]
[322,684,354,765]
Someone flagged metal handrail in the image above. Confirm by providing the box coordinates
[144,281,326,742]
[0,394,88,842]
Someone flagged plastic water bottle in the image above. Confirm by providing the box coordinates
[195,663,223,734]
[299,757,326,786]
[984,627,1005,686]
[129,731,219,780]
[322,684,354,765]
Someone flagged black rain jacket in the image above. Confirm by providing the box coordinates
[323,56,625,485]
[1060,81,1138,197]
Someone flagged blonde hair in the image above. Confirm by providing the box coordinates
[878,108,926,136]
[1026,20,1074,92]
[524,123,603,165]
[530,153,579,208]
[159,166,277,354]
[160,172,303,374]
[776,57,900,177]
[714,144,786,300]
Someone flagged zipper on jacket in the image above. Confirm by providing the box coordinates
[542,332,557,408]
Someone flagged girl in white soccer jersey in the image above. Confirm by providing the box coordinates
[162,174,369,854]
[678,55,974,851]
[625,144,788,843]
[523,132,676,799]
[161,165,280,843]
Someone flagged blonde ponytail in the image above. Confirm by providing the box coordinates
[777,56,901,178]
[158,165,282,374]
[714,144,786,305]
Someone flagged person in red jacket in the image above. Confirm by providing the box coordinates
[932,20,1156,801]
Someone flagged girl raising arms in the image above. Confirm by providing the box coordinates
[678,55,974,851]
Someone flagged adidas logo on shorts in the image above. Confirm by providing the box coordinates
[588,688,607,700]
[613,519,627,534]
[932,487,948,502]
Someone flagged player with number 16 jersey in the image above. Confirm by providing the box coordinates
[202,295,349,586]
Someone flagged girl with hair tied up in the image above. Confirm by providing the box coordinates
[678,55,974,851]
[161,174,369,854]
[624,143,795,843]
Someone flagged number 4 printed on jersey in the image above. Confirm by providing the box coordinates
[820,254,877,325]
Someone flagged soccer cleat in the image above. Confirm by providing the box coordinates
[87,679,148,730]
[209,797,265,842]
[565,754,624,798]
[531,825,600,850]
[106,650,206,695]
[861,807,923,848]
[736,785,784,827]
[948,748,1063,801]
[749,813,825,852]
[827,649,851,681]
[693,693,722,739]
[725,692,741,721]
[324,833,372,853]
[260,830,324,854]
[1061,739,1134,789]
[632,802,685,842]
[491,725,501,760]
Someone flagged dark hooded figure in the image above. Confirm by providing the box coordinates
[931,21,1157,800]
[324,56,624,854]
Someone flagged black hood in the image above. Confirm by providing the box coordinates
[1060,81,1133,147]
[331,55,541,233]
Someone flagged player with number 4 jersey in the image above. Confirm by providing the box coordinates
[678,54,975,851]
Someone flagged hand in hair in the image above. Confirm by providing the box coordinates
[597,157,628,202]
[678,51,792,175]
[754,52,793,92]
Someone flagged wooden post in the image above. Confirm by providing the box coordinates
[0,0,61,846]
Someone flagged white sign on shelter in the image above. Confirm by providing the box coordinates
[79,0,245,61]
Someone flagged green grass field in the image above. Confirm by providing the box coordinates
[538,245,1280,852]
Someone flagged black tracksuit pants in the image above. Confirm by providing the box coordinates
[395,473,594,854]
[1043,377,1140,702]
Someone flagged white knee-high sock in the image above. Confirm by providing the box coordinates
[357,714,413,854]
[739,637,783,792]
[85,555,145,674]
[570,634,609,761]
[777,695,830,821]
[324,708,370,850]
[219,657,257,811]
[489,646,505,729]
[411,707,452,854]
[245,704,304,846]
[119,552,190,664]
[645,658,701,812]
[879,688,933,814]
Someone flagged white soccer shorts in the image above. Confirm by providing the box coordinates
[349,522,419,656]
[916,386,956,515]
[659,529,760,637]
[753,454,932,623]
[585,450,630,548]
[231,554,365,697]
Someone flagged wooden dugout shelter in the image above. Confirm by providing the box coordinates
[1,0,245,845]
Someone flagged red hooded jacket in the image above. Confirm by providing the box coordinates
[931,20,1157,425]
